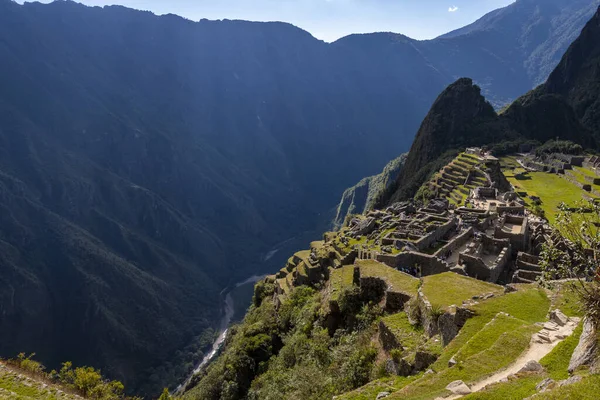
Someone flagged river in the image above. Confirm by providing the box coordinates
[176,274,265,393]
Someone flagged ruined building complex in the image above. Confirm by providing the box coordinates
[267,150,556,301]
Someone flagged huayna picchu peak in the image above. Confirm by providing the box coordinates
[1,1,600,399]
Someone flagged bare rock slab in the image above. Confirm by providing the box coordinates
[446,380,472,395]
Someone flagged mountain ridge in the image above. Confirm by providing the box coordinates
[0,0,598,395]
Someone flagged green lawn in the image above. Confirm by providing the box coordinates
[421,272,504,309]
[357,260,420,296]
[505,171,588,223]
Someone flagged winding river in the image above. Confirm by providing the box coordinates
[177,275,265,393]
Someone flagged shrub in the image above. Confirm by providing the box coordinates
[16,353,45,375]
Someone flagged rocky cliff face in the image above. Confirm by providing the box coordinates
[333,154,407,229]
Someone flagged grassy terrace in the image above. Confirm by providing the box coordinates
[421,272,504,309]
[357,260,420,296]
[328,265,355,301]
[461,321,584,399]
[504,169,588,223]
[341,287,553,400]
[381,313,426,351]
[387,287,549,399]
[573,165,599,179]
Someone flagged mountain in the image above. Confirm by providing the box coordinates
[0,0,597,395]
[385,6,600,205]
[184,7,600,400]
[440,0,599,87]
[332,154,407,230]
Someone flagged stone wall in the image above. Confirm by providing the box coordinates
[413,218,457,251]
[377,251,449,277]
[438,307,475,346]
[459,242,510,283]
[385,290,412,313]
[494,215,528,253]
[434,227,474,259]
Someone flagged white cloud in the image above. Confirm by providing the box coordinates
[448,6,459,12]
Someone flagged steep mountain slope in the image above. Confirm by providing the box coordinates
[385,6,600,204]
[183,8,600,400]
[543,5,600,134]
[333,154,407,230]
[440,0,600,87]
[0,0,597,395]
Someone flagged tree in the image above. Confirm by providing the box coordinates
[540,200,600,323]
[158,388,172,400]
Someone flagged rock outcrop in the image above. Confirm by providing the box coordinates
[569,317,599,373]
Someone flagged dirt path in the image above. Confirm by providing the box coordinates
[444,316,580,399]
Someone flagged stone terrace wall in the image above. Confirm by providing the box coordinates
[377,251,449,277]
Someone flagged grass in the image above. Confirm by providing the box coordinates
[329,265,356,301]
[536,374,600,399]
[381,313,425,352]
[453,313,532,363]
[0,365,79,399]
[421,272,504,309]
[357,260,420,296]
[389,323,539,399]
[551,283,585,318]
[540,322,583,380]
[504,170,588,223]
[433,287,549,371]
[462,375,542,400]
[573,166,599,180]
[343,288,551,400]
[338,375,421,400]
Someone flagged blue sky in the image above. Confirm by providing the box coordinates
[21,0,516,41]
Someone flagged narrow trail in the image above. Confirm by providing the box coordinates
[444,316,581,399]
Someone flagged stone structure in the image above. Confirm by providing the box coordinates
[458,235,511,282]
[494,214,529,253]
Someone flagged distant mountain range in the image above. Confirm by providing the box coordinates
[0,0,598,394]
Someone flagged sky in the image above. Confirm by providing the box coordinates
[20,0,516,42]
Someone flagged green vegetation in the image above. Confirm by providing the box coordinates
[0,354,131,400]
[551,283,585,318]
[357,260,420,296]
[535,140,584,156]
[503,169,587,223]
[462,375,541,400]
[536,374,600,399]
[421,272,503,309]
[329,266,356,302]
[540,323,584,380]
[381,313,425,351]
[392,323,538,399]
[433,288,549,371]
[540,200,600,324]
